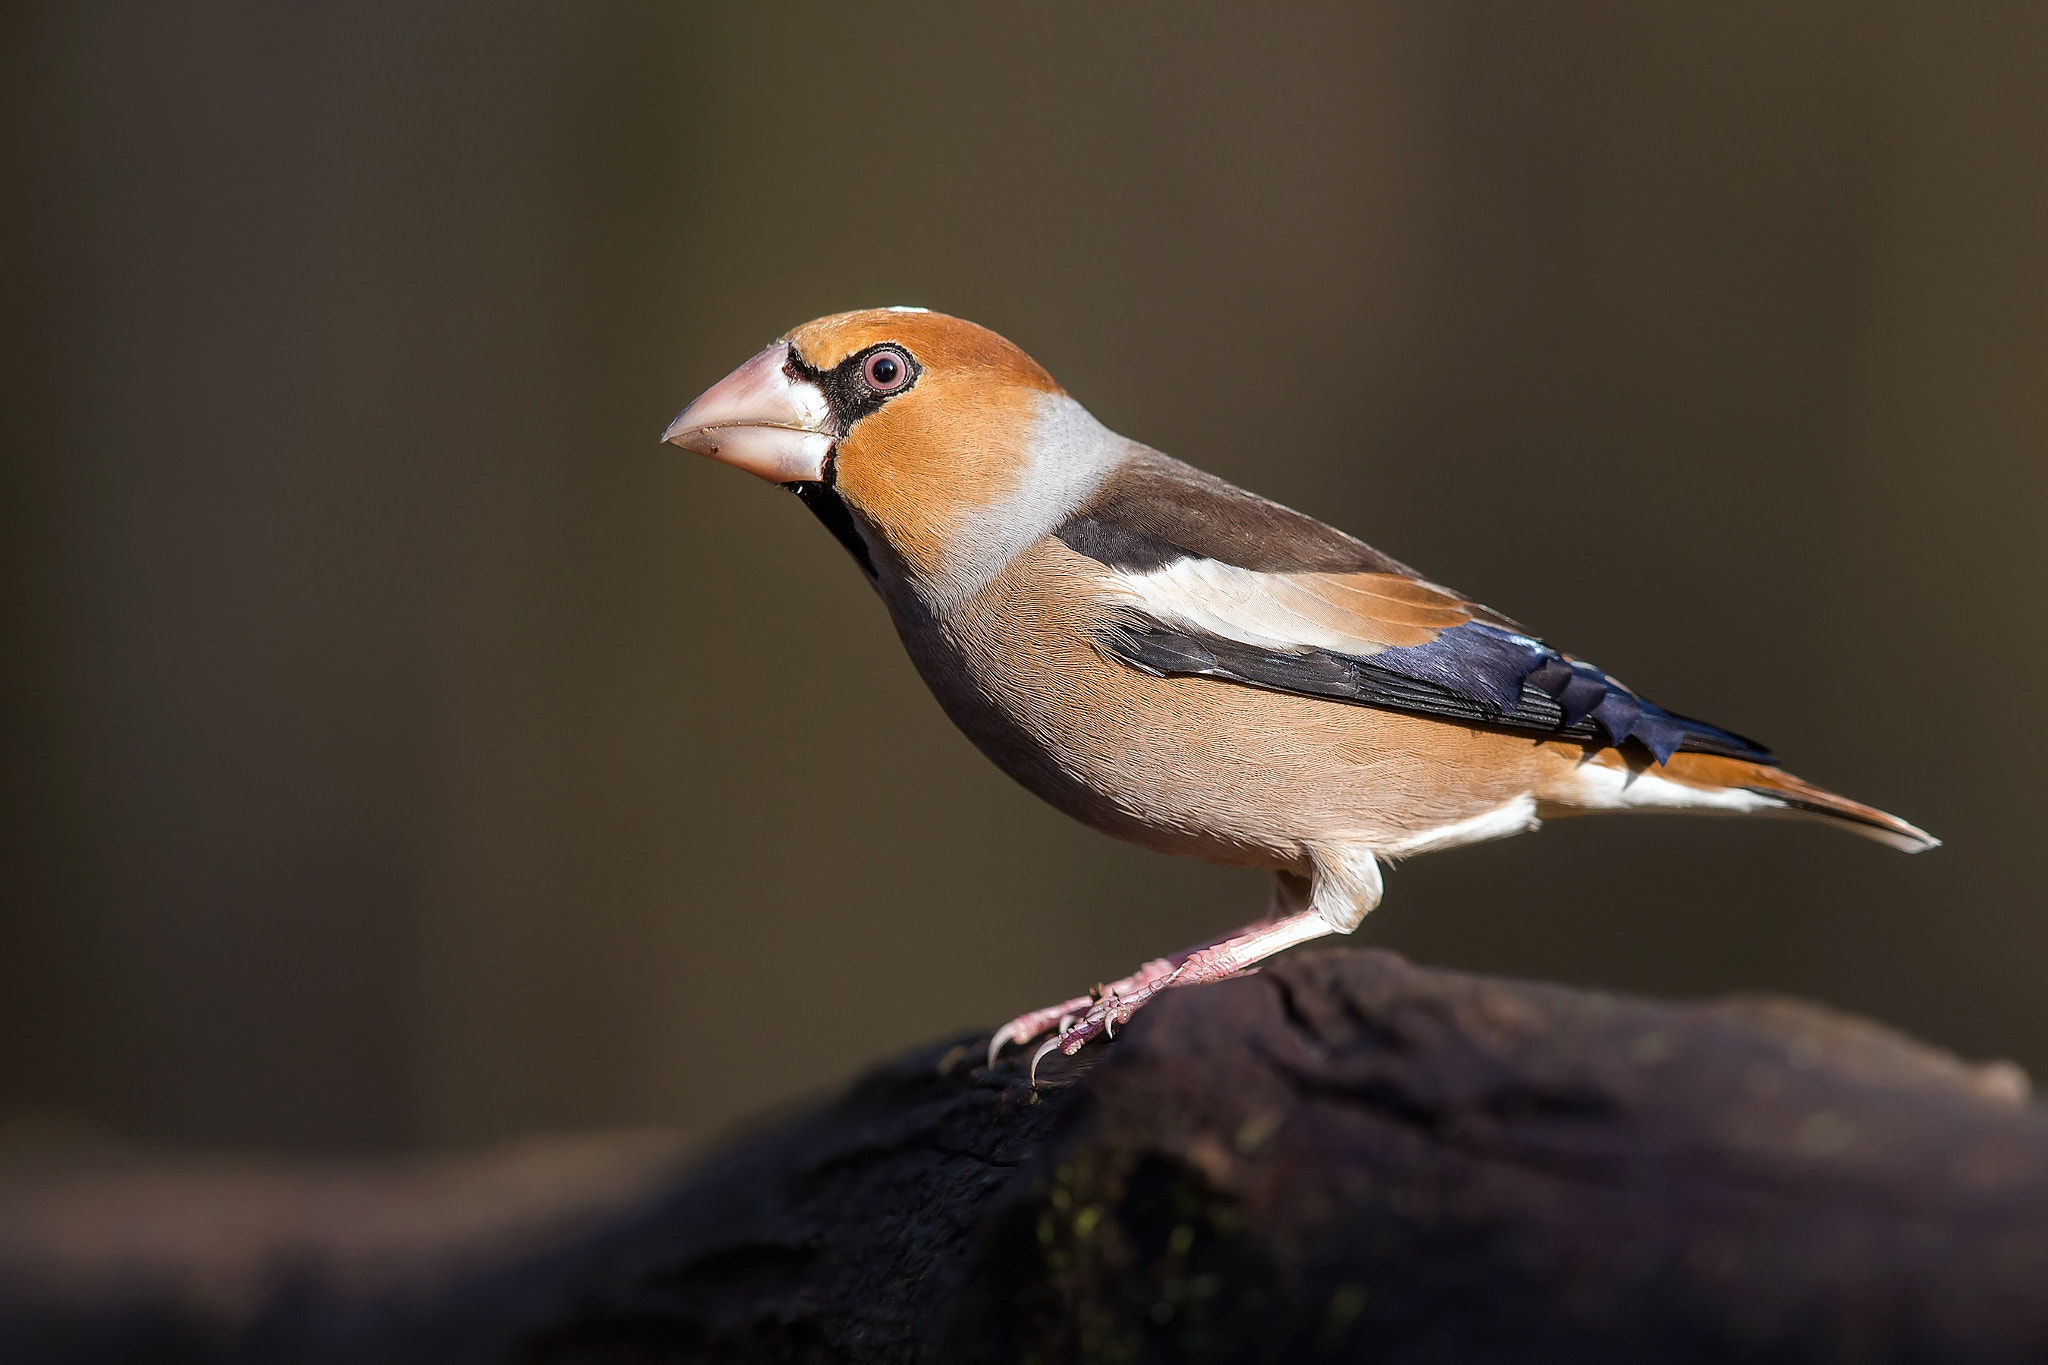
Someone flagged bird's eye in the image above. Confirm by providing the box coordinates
[862,348,911,393]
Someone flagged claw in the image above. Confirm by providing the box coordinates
[1029,1035,1062,1086]
[988,994,1098,1070]
[999,912,1336,1083]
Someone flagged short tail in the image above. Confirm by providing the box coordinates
[1660,753,1940,853]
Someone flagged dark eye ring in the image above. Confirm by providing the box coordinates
[862,347,911,393]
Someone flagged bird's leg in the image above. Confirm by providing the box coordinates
[986,911,1335,1082]
[986,917,1294,1066]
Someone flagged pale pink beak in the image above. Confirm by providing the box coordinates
[661,341,835,483]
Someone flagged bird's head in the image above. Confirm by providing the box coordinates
[665,308,1113,601]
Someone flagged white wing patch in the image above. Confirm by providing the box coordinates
[1108,560,1455,659]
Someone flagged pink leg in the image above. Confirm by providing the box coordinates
[986,911,1335,1083]
[984,953,1189,1069]
[987,920,1289,1068]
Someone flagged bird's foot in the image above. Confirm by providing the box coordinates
[984,957,1178,1070]
[1021,959,1231,1082]
[987,911,1334,1084]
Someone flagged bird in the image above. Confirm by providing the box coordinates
[663,307,1937,1082]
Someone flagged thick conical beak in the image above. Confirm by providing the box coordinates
[661,341,834,483]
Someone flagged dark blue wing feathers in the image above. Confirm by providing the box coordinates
[1102,615,1775,766]
[1364,622,1542,712]
[1358,621,1770,764]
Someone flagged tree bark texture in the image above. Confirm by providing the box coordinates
[7,947,2048,1364]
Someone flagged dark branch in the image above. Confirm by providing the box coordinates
[8,948,2047,1364]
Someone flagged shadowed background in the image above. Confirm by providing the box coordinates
[1,3,2043,1151]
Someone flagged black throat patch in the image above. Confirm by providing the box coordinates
[786,464,877,579]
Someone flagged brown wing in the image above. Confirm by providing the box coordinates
[1056,450,1773,765]
[1054,448,1526,630]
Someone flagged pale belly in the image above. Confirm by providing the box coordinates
[882,565,1568,872]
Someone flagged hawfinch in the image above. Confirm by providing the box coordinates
[665,309,1937,1081]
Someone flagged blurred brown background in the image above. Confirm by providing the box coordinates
[1,4,2042,1152]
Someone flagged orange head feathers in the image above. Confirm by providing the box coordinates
[667,309,1108,599]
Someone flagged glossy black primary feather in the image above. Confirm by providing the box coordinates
[1099,616,1772,764]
